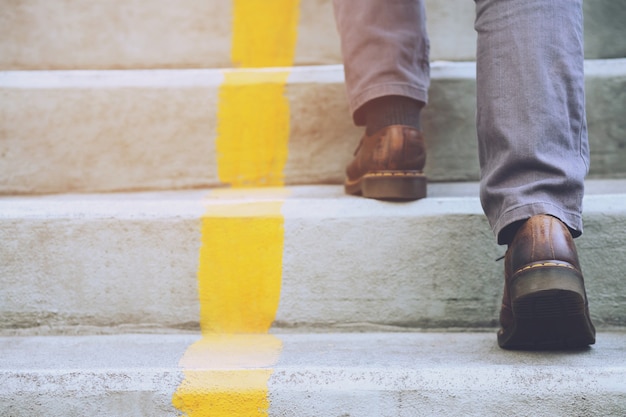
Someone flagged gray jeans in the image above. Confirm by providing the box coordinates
[333,0,590,244]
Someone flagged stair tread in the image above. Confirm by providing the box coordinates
[2,179,626,215]
[2,332,624,384]
[2,332,625,415]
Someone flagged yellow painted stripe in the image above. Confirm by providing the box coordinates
[196,200,285,334]
[172,334,283,417]
[174,369,274,416]
[216,71,291,187]
[173,197,287,416]
[231,0,300,68]
[174,1,300,415]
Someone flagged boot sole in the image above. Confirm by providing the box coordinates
[344,171,427,201]
[498,263,596,350]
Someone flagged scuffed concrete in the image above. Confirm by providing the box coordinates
[1,60,625,194]
[0,332,624,416]
[1,0,622,70]
[1,182,625,333]
[583,0,626,59]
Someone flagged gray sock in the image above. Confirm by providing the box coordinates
[364,96,424,136]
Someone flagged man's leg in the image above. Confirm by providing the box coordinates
[333,0,431,200]
[475,0,595,349]
[475,0,589,243]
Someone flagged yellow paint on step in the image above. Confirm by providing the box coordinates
[218,0,300,186]
[174,0,300,414]
[178,334,284,369]
[197,200,285,334]
[231,0,300,68]
[173,334,283,417]
[173,194,288,416]
[174,369,274,416]
[216,71,291,187]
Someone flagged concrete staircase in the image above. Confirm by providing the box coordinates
[1,1,625,416]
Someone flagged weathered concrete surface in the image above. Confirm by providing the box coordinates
[0,0,340,70]
[1,332,625,416]
[0,0,466,70]
[268,332,626,416]
[0,0,337,70]
[1,59,624,194]
[0,334,189,416]
[0,190,206,332]
[1,182,625,332]
[0,83,219,195]
[584,59,626,178]
[0,0,622,71]
[1,0,226,70]
[583,0,626,59]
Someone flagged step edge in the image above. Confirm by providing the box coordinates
[2,58,624,89]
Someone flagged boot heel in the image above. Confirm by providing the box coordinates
[501,264,595,349]
[510,263,586,318]
[359,171,426,200]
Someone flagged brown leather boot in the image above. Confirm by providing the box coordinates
[498,214,596,349]
[345,125,426,200]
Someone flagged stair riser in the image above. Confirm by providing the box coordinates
[1,0,623,70]
[1,191,624,332]
[1,61,625,195]
[0,374,180,417]
[3,373,624,417]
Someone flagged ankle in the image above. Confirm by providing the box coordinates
[363,96,424,136]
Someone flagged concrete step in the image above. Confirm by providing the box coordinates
[1,181,625,333]
[1,0,623,71]
[1,332,625,416]
[2,59,625,195]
